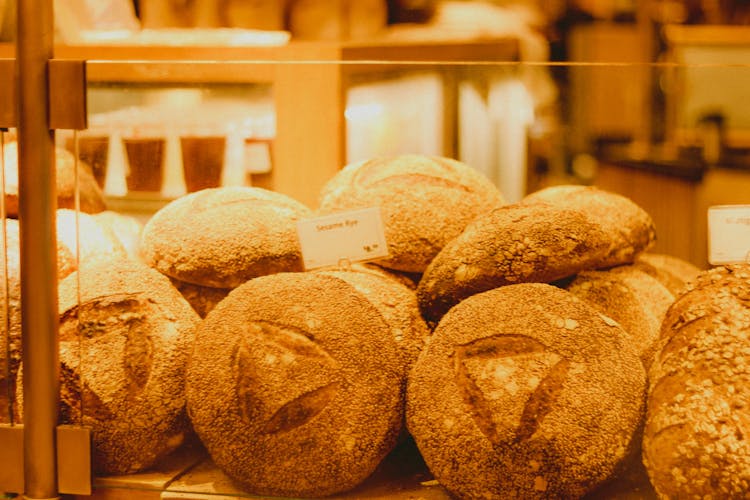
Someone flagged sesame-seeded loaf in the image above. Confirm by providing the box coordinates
[141,186,313,289]
[186,272,405,497]
[407,283,647,499]
[643,264,750,498]
[566,264,675,367]
[17,259,200,475]
[317,154,505,273]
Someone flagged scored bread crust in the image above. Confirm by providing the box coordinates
[644,264,750,499]
[407,283,646,499]
[17,259,200,475]
[141,186,313,288]
[522,185,656,263]
[186,272,405,498]
[317,155,505,273]
[417,202,614,325]
[566,264,675,367]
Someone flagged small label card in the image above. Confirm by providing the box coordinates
[708,204,750,265]
[297,207,390,270]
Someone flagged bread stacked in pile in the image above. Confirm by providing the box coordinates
[12,151,750,499]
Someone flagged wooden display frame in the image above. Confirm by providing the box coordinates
[0,38,519,208]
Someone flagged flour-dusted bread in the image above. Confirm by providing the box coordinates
[141,186,313,288]
[522,185,656,263]
[186,272,404,497]
[566,265,675,367]
[92,210,144,262]
[634,252,701,296]
[318,155,504,273]
[644,264,750,498]
[317,264,431,373]
[17,259,200,475]
[407,283,646,499]
[0,218,76,423]
[56,209,128,269]
[417,202,613,325]
[3,141,106,217]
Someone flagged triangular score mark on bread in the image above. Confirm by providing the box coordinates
[58,291,155,398]
[453,334,570,446]
[233,321,341,434]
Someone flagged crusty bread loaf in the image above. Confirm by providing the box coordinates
[17,259,200,475]
[1,218,76,423]
[418,202,614,325]
[407,283,646,499]
[3,141,106,217]
[56,209,128,269]
[643,264,750,498]
[318,155,505,273]
[317,264,431,373]
[92,210,144,262]
[522,185,656,263]
[169,277,230,318]
[634,252,701,296]
[186,272,404,497]
[141,186,313,288]
[566,265,675,367]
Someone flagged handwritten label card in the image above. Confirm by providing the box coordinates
[296,207,390,270]
[708,205,750,265]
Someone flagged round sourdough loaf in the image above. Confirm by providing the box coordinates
[3,141,106,217]
[56,209,128,269]
[566,264,674,367]
[407,283,646,499]
[317,264,431,373]
[0,218,76,423]
[17,259,200,475]
[317,155,504,273]
[186,272,404,498]
[92,210,144,262]
[417,202,614,325]
[141,186,313,288]
[634,252,701,296]
[643,264,750,498]
[522,185,656,264]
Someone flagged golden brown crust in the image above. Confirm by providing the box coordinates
[56,209,128,269]
[141,186,312,288]
[3,142,106,217]
[634,252,702,296]
[644,264,750,498]
[93,210,144,262]
[317,264,431,373]
[566,265,675,367]
[317,155,504,273]
[407,283,646,499]
[17,259,200,475]
[186,272,404,497]
[417,202,614,325]
[522,185,656,262]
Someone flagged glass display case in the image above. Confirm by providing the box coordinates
[2,14,750,500]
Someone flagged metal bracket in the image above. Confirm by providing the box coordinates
[49,59,88,131]
[0,423,25,494]
[0,58,87,131]
[56,424,92,495]
[0,59,16,129]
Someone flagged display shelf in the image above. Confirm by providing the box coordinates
[0,37,518,207]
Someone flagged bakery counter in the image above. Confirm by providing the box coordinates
[594,147,750,268]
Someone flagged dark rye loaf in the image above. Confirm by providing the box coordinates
[407,283,646,499]
[186,272,405,498]
[317,154,505,273]
[644,264,750,498]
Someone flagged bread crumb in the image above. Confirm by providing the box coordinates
[564,318,579,330]
[534,476,548,491]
